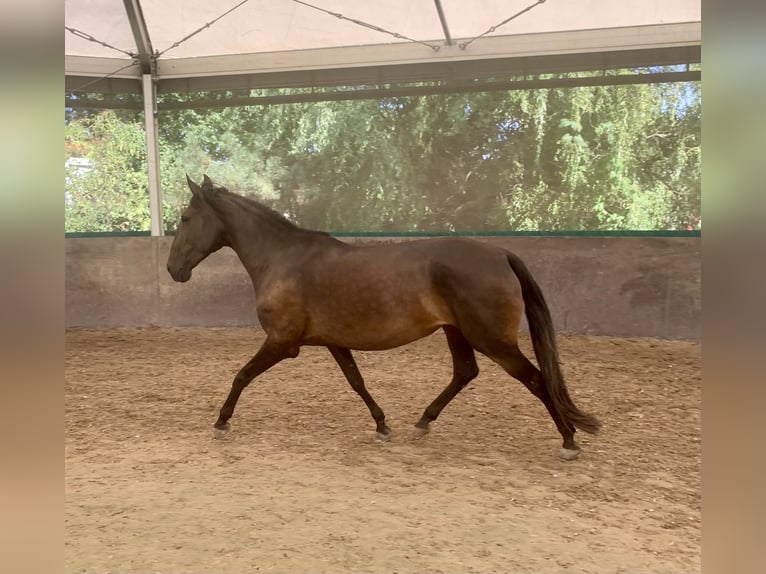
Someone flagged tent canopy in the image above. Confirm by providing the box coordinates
[64,1,701,237]
[65,0,701,94]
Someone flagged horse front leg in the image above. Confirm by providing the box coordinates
[213,338,299,438]
[328,346,391,441]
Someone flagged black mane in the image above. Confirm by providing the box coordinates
[205,184,328,238]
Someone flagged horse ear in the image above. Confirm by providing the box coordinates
[186,174,203,197]
[200,174,220,200]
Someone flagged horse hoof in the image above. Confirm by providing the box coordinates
[560,447,581,461]
[412,424,430,437]
[213,423,230,439]
[375,430,391,442]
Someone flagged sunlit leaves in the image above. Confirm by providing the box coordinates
[65,77,701,233]
[64,110,149,232]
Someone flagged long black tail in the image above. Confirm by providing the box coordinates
[506,253,601,434]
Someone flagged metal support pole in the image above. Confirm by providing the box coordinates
[433,0,453,46]
[142,73,163,236]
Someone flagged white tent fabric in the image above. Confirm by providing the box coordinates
[66,0,701,83]
[64,0,701,237]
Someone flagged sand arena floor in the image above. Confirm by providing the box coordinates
[65,327,700,573]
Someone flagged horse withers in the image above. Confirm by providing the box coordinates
[166,176,600,460]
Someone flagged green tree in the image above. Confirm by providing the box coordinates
[65,110,149,232]
[66,75,701,234]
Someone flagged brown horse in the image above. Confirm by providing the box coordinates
[167,176,600,459]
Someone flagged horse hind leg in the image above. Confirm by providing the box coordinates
[415,325,479,433]
[489,344,581,460]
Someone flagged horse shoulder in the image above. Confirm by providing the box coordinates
[254,275,307,341]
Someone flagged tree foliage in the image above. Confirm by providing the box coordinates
[65,110,150,232]
[65,77,701,233]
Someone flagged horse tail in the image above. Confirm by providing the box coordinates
[506,253,601,434]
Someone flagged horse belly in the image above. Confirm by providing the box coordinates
[306,291,452,350]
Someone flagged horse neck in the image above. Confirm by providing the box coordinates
[218,206,306,282]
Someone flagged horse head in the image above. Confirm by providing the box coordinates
[166,175,228,283]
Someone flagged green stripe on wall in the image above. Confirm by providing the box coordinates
[329,230,701,238]
[65,229,701,239]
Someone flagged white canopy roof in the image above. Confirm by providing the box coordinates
[65,0,701,94]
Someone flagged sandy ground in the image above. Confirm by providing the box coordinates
[65,327,700,573]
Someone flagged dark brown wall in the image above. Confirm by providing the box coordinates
[65,235,700,340]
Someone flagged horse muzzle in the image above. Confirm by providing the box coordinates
[167,263,192,283]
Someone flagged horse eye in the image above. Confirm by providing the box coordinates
[181,216,190,223]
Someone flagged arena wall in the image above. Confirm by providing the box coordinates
[65,236,700,340]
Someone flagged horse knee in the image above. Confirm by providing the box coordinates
[231,374,252,391]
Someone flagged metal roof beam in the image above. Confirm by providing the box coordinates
[154,45,699,96]
[64,44,700,99]
[64,23,701,96]
[122,0,155,74]
[65,55,141,80]
[153,23,700,82]
[433,0,453,46]
[151,70,700,111]
[65,68,700,111]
